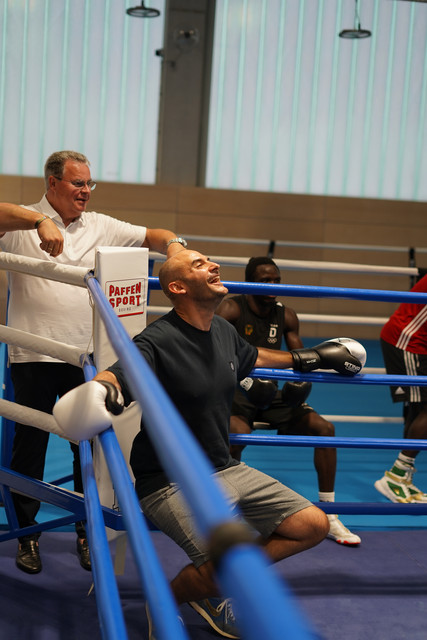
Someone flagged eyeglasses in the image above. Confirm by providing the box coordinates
[54,177,97,191]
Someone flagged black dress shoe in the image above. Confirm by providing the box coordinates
[76,537,91,571]
[16,540,42,574]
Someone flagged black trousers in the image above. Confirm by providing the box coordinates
[10,362,86,542]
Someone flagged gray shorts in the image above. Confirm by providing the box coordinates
[139,462,312,568]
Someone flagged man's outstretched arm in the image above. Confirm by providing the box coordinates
[255,337,366,376]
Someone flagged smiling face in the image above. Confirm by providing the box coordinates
[252,263,281,308]
[46,160,92,224]
[160,250,229,304]
[186,252,229,302]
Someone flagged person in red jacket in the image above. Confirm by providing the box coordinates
[375,273,427,503]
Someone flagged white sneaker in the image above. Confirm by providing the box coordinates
[408,484,427,503]
[375,468,427,503]
[403,467,427,502]
[327,514,361,545]
[375,471,411,503]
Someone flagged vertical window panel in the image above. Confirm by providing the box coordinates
[250,0,267,189]
[0,0,165,183]
[413,21,427,201]
[360,1,379,198]
[268,0,286,192]
[206,0,427,201]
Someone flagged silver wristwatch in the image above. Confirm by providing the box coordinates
[166,237,187,248]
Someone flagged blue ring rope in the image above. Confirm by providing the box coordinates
[223,280,427,303]
[229,434,427,450]
[251,369,427,386]
[85,273,316,640]
[148,277,427,303]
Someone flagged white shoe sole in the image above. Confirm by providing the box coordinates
[327,532,361,546]
[407,492,427,503]
[374,478,408,503]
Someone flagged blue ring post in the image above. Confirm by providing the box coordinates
[99,428,189,640]
[79,438,129,640]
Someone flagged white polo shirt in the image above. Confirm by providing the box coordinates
[0,195,147,363]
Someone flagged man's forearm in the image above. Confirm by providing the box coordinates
[255,347,294,369]
[0,203,44,231]
[143,228,187,256]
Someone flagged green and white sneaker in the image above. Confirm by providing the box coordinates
[189,598,239,639]
[375,470,411,503]
[327,514,361,545]
[407,483,427,503]
[374,467,427,503]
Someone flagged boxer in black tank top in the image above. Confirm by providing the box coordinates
[216,256,361,546]
[231,295,285,350]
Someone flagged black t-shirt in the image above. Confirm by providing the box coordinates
[108,309,257,498]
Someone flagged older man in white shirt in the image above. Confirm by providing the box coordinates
[0,149,186,574]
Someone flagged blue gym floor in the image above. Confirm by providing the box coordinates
[1,338,426,639]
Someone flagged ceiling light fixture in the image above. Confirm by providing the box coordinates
[339,0,371,39]
[126,2,160,18]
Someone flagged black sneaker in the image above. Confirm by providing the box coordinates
[76,537,91,571]
[16,539,42,574]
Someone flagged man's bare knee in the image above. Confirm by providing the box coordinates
[276,505,329,544]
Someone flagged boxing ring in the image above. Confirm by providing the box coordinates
[0,250,427,640]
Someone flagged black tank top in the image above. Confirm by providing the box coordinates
[230,295,285,351]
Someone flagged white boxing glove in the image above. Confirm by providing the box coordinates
[53,380,124,441]
[331,337,367,368]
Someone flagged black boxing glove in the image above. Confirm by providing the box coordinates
[53,380,124,441]
[290,337,366,376]
[97,381,125,415]
[281,381,312,408]
[240,377,277,409]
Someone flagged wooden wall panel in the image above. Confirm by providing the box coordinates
[0,176,23,201]
[90,183,179,216]
[0,177,425,341]
[21,178,46,204]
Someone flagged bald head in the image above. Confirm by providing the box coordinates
[158,250,190,300]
